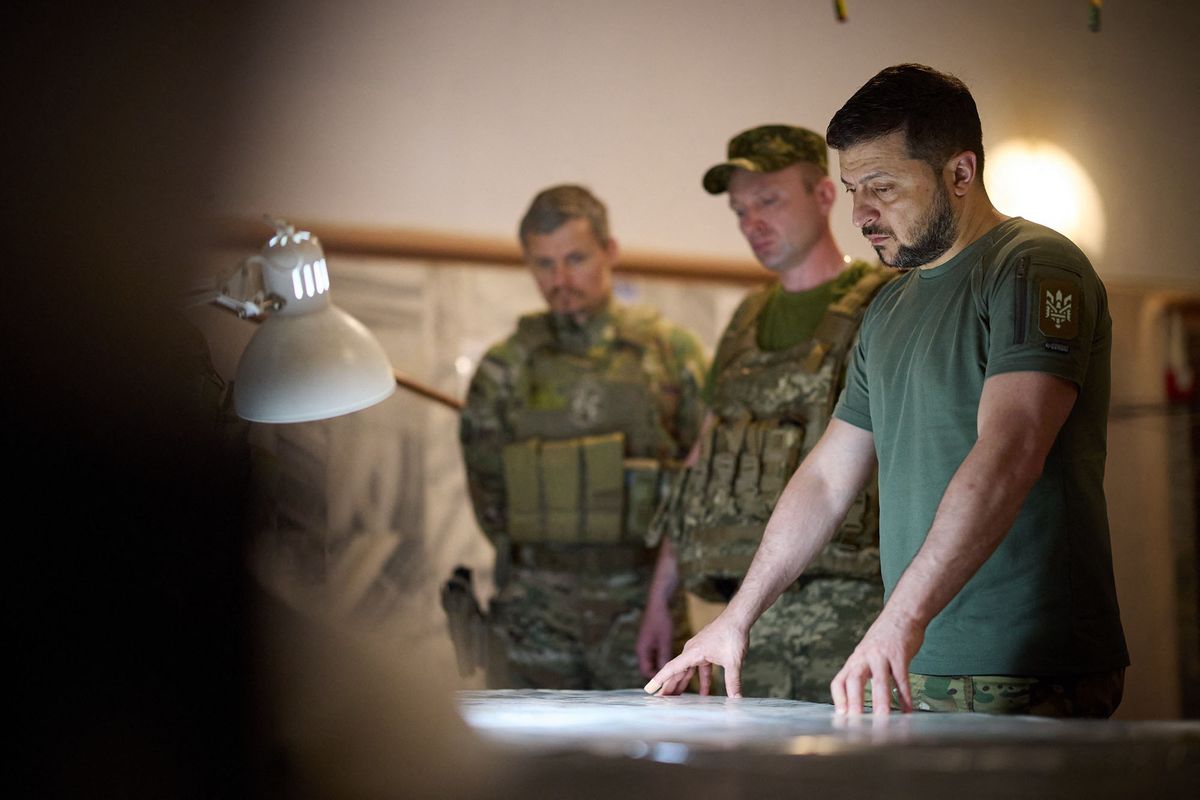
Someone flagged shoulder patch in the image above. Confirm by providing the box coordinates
[1038,275,1081,340]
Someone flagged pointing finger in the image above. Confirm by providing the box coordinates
[644,657,685,694]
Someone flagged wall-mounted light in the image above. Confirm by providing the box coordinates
[987,139,1106,261]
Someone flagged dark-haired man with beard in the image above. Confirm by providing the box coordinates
[645,64,1128,718]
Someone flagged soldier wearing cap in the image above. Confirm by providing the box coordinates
[458,184,707,689]
[636,125,894,701]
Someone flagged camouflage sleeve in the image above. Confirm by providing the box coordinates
[458,342,518,544]
[660,324,709,457]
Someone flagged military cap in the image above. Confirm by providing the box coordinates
[702,124,828,194]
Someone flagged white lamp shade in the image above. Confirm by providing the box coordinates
[234,304,396,423]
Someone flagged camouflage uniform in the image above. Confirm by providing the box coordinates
[460,302,706,689]
[867,670,1126,718]
[655,261,895,702]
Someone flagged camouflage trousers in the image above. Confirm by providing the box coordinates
[866,670,1126,718]
[486,564,650,690]
[738,576,884,702]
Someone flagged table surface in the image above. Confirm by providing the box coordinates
[459,689,1198,755]
[458,689,1200,797]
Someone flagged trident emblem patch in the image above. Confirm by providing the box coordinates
[1038,276,1081,340]
[1045,289,1072,328]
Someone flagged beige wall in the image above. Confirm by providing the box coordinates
[218,0,1199,289]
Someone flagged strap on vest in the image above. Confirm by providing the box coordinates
[804,268,895,372]
[712,288,773,380]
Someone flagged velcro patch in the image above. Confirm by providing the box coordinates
[1038,276,1081,340]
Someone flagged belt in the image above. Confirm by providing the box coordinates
[510,543,653,572]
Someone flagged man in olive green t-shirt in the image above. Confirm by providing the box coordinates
[645,65,1128,718]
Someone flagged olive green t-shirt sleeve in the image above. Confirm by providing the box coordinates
[832,313,874,432]
[982,247,1104,388]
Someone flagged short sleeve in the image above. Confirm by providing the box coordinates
[832,324,873,432]
[983,248,1103,387]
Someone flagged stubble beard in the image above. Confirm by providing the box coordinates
[873,183,958,271]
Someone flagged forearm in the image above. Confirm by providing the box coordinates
[645,420,876,699]
[724,460,853,630]
[645,538,680,610]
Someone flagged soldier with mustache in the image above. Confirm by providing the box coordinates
[458,185,707,689]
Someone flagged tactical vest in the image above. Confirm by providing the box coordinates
[501,306,681,547]
[669,266,894,598]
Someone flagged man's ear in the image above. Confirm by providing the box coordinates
[814,175,838,214]
[603,236,620,261]
[947,150,978,197]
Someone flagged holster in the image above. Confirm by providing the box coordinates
[440,565,488,677]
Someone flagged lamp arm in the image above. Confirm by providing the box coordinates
[185,255,284,318]
[393,370,463,411]
[184,288,281,319]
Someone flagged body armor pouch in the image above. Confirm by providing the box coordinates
[676,414,880,596]
[502,432,663,545]
[670,266,895,594]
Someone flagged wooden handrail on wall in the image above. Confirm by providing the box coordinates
[215,217,1200,295]
[215,217,770,286]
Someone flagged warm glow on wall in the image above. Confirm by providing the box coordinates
[987,139,1105,260]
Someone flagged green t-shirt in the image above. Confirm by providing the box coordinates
[833,218,1128,676]
[756,280,840,351]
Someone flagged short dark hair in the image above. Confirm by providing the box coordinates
[518,184,610,248]
[826,64,985,175]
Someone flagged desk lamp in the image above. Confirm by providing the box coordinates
[196,217,396,423]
